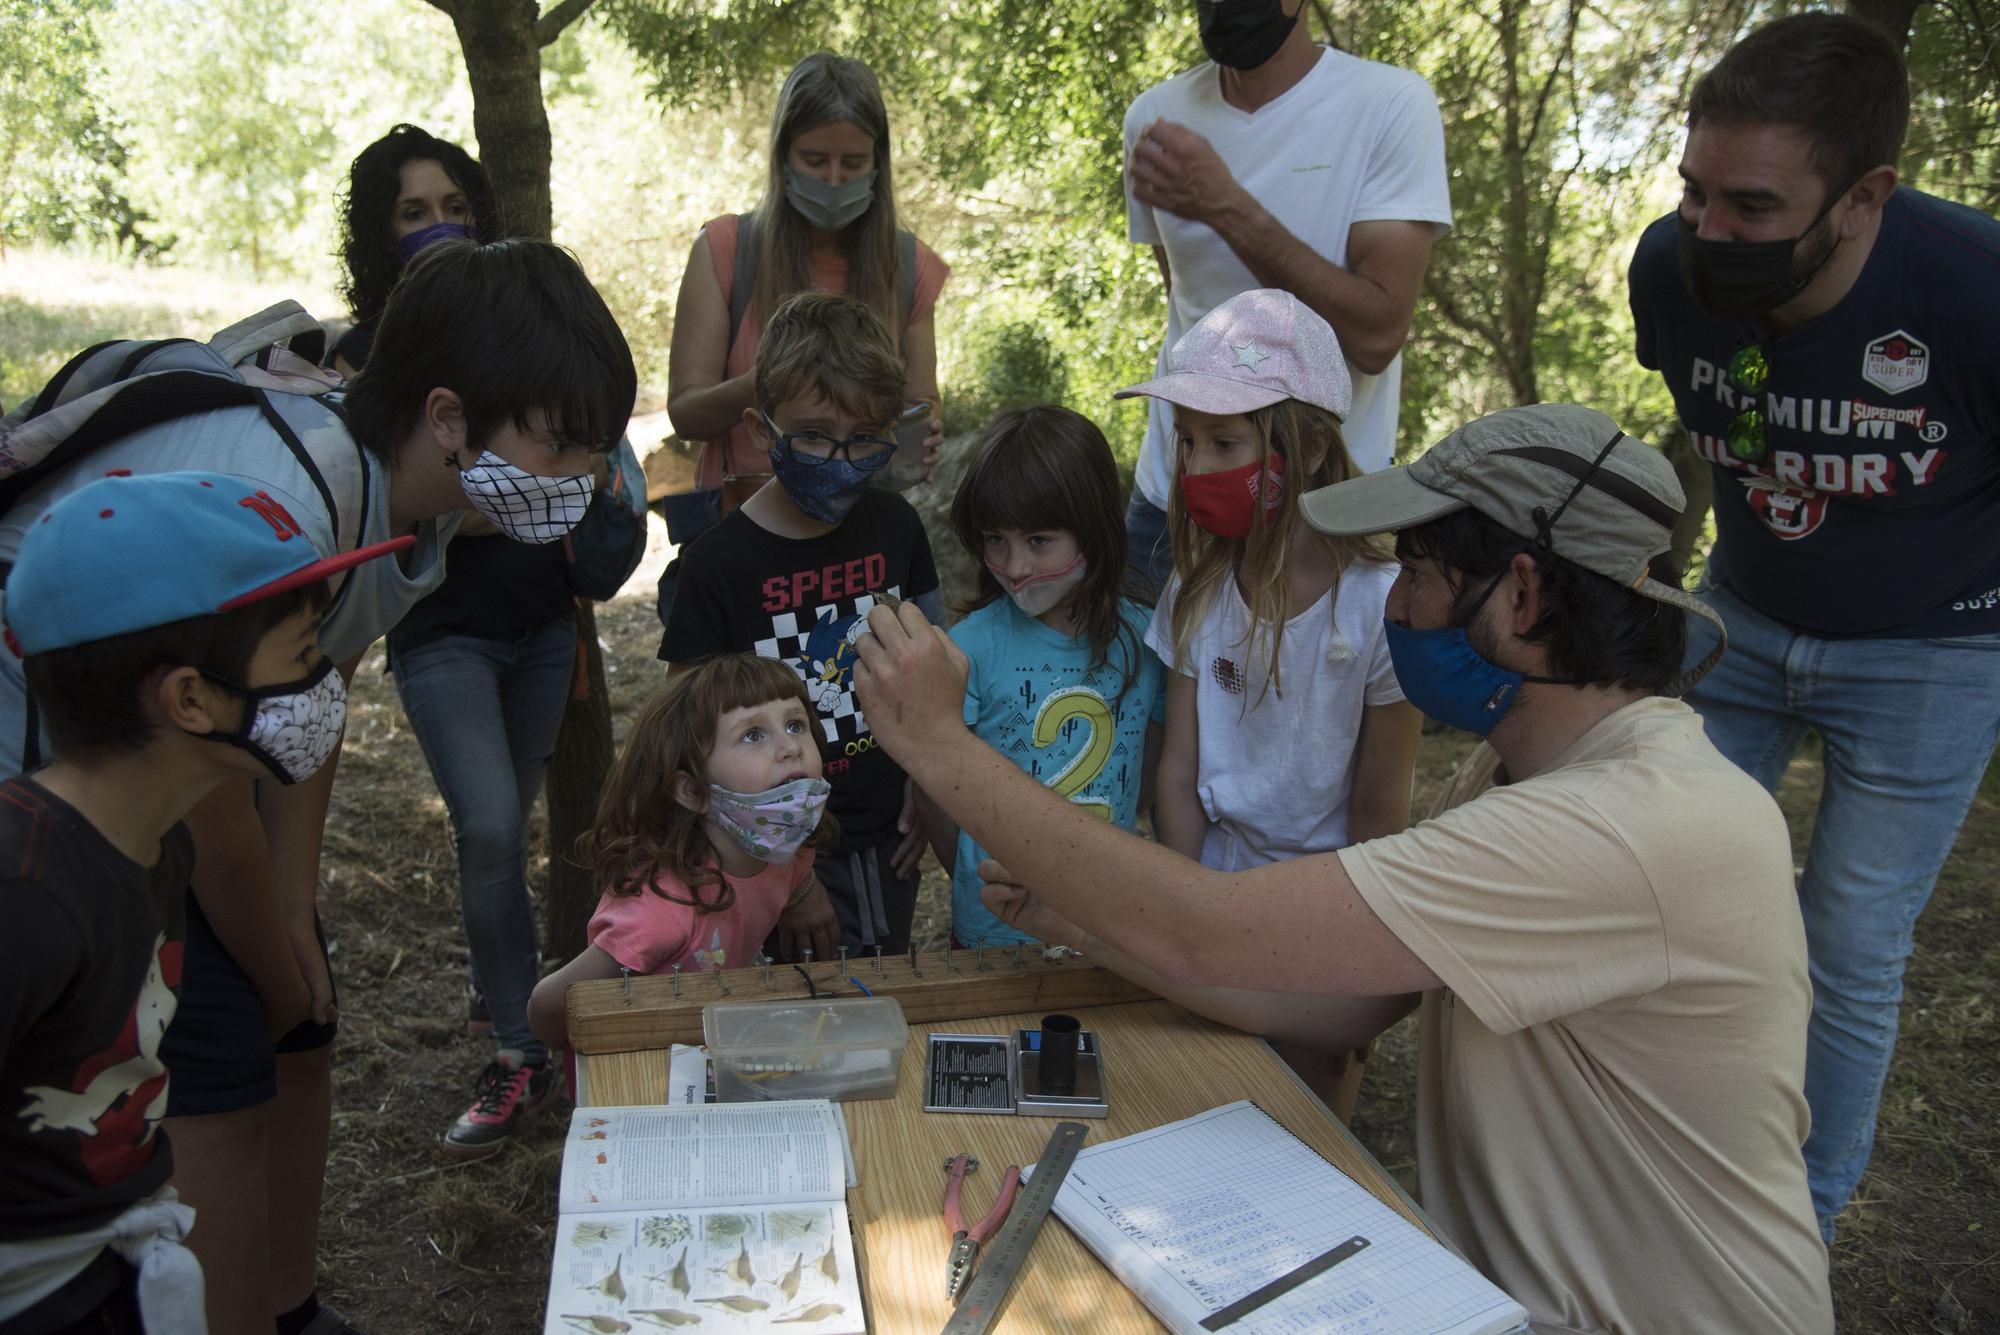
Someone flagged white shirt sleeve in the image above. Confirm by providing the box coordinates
[1123,93,1163,247]
[1353,73,1454,232]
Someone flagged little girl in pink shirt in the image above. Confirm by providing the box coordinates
[529,654,835,1051]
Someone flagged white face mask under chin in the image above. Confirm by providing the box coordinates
[457,450,595,544]
[990,555,1088,618]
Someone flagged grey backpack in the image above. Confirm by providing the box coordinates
[0,302,367,558]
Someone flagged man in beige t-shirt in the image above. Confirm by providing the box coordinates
[1342,702,1824,1331]
[851,404,1833,1332]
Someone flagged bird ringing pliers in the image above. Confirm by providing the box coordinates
[942,1153,1021,1302]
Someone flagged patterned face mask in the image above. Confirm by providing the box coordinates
[705,775,832,865]
[198,658,346,785]
[457,451,596,544]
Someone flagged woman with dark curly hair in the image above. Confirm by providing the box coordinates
[329,123,503,375]
[330,126,647,1165]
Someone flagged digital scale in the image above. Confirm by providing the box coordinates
[923,1020,1111,1118]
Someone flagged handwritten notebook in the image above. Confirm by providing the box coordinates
[1045,1101,1528,1335]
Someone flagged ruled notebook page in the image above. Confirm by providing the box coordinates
[1042,1101,1528,1335]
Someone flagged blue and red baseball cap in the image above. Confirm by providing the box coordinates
[5,471,414,656]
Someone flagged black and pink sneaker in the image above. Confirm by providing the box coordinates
[440,1050,555,1161]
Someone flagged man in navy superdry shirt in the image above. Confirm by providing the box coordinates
[1628,11,2000,1244]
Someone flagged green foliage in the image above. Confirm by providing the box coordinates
[94,0,475,283]
[10,0,2000,479]
[1900,1,2000,212]
[597,0,1195,455]
[942,318,1072,432]
[0,0,156,253]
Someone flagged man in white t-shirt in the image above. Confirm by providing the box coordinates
[1123,0,1453,592]
[853,404,1834,1332]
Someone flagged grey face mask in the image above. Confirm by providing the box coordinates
[783,166,876,231]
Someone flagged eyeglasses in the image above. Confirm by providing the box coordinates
[759,411,895,469]
[1724,342,1773,464]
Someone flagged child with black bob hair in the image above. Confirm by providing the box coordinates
[921,405,1167,948]
[0,471,412,1332]
[0,235,637,1335]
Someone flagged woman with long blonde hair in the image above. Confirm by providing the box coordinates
[659,53,950,623]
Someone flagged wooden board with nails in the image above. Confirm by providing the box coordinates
[564,947,1157,1055]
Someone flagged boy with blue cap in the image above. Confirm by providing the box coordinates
[0,472,410,1334]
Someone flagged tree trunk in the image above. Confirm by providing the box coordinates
[543,602,615,958]
[448,0,555,236]
[436,0,611,960]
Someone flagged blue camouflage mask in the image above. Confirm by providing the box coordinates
[766,417,891,524]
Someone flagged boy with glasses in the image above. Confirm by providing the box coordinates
[659,291,945,960]
[1626,11,2000,1242]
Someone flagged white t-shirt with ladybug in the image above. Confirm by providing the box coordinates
[1146,559,1403,869]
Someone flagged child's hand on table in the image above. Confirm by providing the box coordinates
[775,872,840,963]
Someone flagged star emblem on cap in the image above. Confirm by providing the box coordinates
[1231,340,1270,370]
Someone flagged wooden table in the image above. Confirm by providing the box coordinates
[580,998,1431,1334]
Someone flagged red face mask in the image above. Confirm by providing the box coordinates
[1180,453,1286,539]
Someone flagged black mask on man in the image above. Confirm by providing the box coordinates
[1197,0,1298,71]
[1674,188,1848,321]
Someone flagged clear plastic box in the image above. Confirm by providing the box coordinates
[701,996,909,1103]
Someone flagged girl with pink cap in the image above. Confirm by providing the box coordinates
[1118,288,1421,1114]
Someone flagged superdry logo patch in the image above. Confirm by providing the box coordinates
[1742,475,1829,540]
[1862,330,1930,396]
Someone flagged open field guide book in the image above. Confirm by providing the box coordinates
[543,1100,864,1333]
[1046,1101,1528,1335]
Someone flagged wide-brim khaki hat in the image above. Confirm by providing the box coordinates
[1301,403,1726,693]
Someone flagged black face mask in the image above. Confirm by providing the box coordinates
[1674,191,1846,321]
[1197,0,1298,70]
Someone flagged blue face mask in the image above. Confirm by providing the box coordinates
[1384,427,1633,734]
[1382,613,1528,735]
[398,220,476,263]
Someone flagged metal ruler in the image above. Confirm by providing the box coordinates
[1199,1234,1371,1330]
[939,1120,1089,1335]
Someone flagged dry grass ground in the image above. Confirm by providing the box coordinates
[313,566,2000,1333]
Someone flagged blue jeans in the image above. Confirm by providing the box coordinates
[392,621,576,1063]
[1685,576,2000,1239]
[1124,490,1172,602]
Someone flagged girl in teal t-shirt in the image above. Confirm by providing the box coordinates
[921,406,1167,946]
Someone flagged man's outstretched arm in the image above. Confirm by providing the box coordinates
[852,602,1439,999]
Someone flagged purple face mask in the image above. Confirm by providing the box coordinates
[398,221,476,263]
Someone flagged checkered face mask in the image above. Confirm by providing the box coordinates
[456,451,595,544]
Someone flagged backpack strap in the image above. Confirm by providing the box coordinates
[211,301,328,369]
[726,212,758,351]
[897,228,918,327]
[0,371,262,516]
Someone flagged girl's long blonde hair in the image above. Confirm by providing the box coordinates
[751,54,902,341]
[583,655,835,913]
[1167,399,1389,703]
